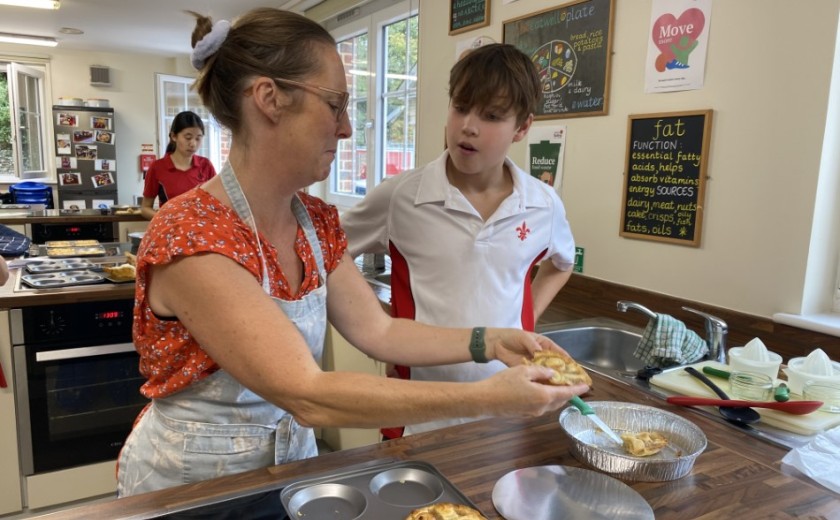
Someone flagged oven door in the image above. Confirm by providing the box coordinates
[13,341,148,475]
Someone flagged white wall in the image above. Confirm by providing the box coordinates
[416,0,840,319]
[0,44,183,204]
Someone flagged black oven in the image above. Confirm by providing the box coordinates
[29,221,118,243]
[11,299,147,475]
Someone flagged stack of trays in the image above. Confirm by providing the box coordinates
[45,240,106,258]
[22,257,104,288]
[280,460,483,518]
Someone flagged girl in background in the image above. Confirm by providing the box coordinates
[140,110,216,220]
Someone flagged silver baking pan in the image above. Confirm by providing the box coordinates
[280,459,483,519]
[21,270,105,288]
[25,258,96,273]
[558,401,707,482]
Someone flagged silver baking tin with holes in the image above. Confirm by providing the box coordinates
[21,270,105,288]
[280,459,483,519]
[558,401,707,481]
[26,258,96,274]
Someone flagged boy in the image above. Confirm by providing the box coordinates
[342,43,576,436]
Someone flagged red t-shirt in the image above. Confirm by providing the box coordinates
[133,189,347,398]
[142,154,217,204]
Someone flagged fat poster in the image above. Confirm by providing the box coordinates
[527,125,566,191]
[645,0,712,93]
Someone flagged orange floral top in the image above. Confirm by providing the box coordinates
[133,188,347,398]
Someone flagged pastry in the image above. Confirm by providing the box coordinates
[524,350,592,386]
[620,431,668,457]
[405,502,487,520]
[103,263,136,281]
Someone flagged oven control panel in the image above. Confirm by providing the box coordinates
[11,299,133,346]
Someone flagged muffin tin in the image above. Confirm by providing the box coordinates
[21,270,105,288]
[280,460,482,519]
[26,258,96,274]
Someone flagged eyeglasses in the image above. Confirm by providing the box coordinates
[273,77,350,123]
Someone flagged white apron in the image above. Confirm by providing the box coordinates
[118,162,327,496]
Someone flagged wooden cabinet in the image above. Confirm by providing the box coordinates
[0,311,23,515]
[320,325,384,451]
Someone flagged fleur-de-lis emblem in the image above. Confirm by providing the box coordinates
[516,221,530,241]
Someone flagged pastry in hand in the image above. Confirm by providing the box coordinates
[620,431,668,457]
[524,350,592,386]
[405,502,487,520]
[124,252,137,266]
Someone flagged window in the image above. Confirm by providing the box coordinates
[325,0,418,208]
[155,74,229,171]
[0,60,50,180]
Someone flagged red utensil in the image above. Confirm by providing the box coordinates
[666,396,823,415]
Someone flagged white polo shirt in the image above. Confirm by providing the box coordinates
[342,150,575,434]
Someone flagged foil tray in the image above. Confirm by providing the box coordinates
[21,270,105,288]
[280,459,483,519]
[26,258,96,273]
[558,401,707,482]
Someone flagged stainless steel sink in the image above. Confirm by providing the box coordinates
[537,318,812,449]
[537,317,645,377]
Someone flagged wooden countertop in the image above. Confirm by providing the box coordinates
[0,268,135,308]
[0,210,144,225]
[36,372,840,520]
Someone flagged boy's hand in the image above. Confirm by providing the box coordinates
[485,328,570,367]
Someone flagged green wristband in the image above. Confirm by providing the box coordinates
[470,327,488,363]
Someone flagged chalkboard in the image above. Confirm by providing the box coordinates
[450,0,490,36]
[503,0,615,119]
[619,109,713,247]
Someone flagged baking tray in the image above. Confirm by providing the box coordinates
[26,258,96,273]
[21,270,105,288]
[46,245,107,258]
[280,459,483,519]
[558,401,707,482]
[45,239,102,247]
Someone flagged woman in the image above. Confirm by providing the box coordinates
[117,8,589,497]
[140,110,217,220]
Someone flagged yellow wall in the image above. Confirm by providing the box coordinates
[0,44,184,205]
[412,0,839,319]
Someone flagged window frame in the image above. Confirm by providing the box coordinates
[1,59,52,182]
[324,0,418,209]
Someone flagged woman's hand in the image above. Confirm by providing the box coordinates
[478,364,589,418]
[485,328,569,367]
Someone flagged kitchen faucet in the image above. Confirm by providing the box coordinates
[616,300,657,320]
[616,300,728,363]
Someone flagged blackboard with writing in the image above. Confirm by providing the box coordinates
[449,0,490,35]
[503,0,614,119]
[620,110,713,247]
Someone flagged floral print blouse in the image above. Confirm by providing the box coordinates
[133,187,347,398]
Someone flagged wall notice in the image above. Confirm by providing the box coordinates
[503,0,615,119]
[619,109,713,247]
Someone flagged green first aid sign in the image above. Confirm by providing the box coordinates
[574,247,584,273]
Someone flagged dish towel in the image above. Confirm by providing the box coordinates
[633,313,708,368]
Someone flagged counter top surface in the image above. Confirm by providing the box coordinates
[35,372,840,520]
[0,209,144,224]
[0,267,135,308]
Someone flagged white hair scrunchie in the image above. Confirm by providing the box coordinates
[191,20,231,70]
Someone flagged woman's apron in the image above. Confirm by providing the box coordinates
[118,163,327,497]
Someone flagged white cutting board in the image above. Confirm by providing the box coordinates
[650,360,840,435]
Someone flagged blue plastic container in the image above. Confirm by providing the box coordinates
[9,181,53,208]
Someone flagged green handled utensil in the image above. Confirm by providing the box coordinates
[569,396,622,444]
[701,365,790,402]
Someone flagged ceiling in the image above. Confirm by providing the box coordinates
[0,0,326,57]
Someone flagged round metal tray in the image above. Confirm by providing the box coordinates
[558,401,707,482]
[492,465,654,520]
